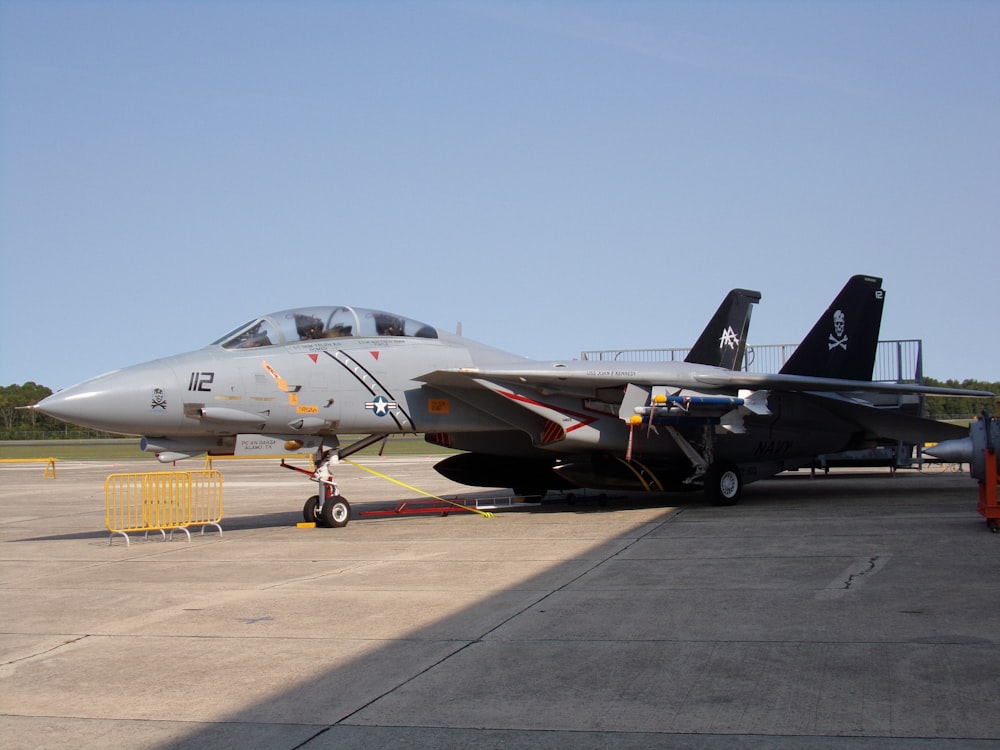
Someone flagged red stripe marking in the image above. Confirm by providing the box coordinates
[498,390,598,434]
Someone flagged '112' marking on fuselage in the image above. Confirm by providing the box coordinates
[188,372,215,392]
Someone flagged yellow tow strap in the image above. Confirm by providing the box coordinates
[343,459,495,518]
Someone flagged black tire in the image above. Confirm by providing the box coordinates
[705,463,742,506]
[321,495,351,528]
[303,495,322,524]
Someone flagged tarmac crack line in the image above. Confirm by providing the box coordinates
[256,560,383,590]
[0,634,89,667]
[843,556,879,590]
[817,555,889,600]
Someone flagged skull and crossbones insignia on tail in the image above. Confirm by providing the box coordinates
[828,309,848,350]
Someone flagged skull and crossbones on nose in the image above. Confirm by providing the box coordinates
[828,309,848,350]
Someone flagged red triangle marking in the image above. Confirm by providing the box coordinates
[308,354,319,363]
[370,351,380,360]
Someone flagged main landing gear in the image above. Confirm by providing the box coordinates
[665,425,743,506]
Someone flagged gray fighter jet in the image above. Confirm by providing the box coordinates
[35,276,989,525]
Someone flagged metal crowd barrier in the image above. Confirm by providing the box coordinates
[0,457,57,478]
[104,470,223,547]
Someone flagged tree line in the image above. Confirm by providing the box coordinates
[0,383,119,439]
[921,378,999,421]
[1,379,997,440]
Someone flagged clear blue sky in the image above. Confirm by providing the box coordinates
[2,1,997,391]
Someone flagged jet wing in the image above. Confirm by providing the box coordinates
[419,361,720,397]
[419,362,993,399]
[693,371,995,399]
[794,393,972,443]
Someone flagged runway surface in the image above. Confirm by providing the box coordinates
[2,456,998,749]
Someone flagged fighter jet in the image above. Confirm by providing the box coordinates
[35,275,989,525]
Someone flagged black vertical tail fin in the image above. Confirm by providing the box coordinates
[779,275,884,380]
[685,288,761,370]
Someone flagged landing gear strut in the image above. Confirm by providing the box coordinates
[665,425,743,505]
[293,446,352,527]
[281,434,388,529]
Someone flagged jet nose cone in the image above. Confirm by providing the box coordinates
[35,362,183,435]
[36,382,108,426]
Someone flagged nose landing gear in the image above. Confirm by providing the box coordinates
[282,447,353,528]
[302,487,351,528]
[281,435,388,528]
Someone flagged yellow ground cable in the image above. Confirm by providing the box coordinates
[342,458,494,518]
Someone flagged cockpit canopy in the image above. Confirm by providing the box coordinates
[213,306,439,350]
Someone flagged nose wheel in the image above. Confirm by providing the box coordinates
[303,495,320,524]
[283,436,389,529]
[303,489,352,528]
[283,456,354,528]
[321,491,351,527]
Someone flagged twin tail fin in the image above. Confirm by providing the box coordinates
[685,288,761,371]
[779,274,884,381]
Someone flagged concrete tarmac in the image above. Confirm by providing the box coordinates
[1,456,998,749]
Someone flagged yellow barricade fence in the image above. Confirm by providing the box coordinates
[0,457,57,478]
[104,470,224,547]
